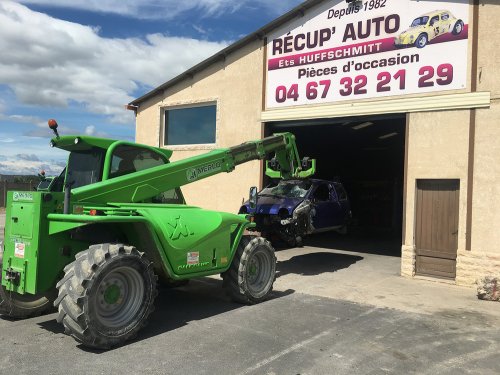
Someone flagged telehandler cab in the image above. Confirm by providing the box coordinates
[0,120,315,348]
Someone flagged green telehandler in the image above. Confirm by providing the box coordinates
[0,119,315,349]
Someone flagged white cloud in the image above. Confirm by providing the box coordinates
[0,136,68,175]
[84,125,108,138]
[0,2,228,124]
[0,158,65,175]
[16,154,40,162]
[18,0,302,20]
[85,125,96,136]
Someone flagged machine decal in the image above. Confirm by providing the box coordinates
[187,252,200,265]
[14,242,25,259]
[186,161,222,182]
[12,192,33,202]
[167,216,194,240]
[178,262,210,271]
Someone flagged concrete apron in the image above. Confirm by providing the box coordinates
[273,244,500,321]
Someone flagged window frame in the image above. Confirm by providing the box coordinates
[160,100,219,150]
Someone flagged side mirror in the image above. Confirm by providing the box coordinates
[249,186,258,210]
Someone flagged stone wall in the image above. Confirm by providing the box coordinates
[456,250,500,287]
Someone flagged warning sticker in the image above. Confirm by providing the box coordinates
[187,252,199,265]
[15,242,25,258]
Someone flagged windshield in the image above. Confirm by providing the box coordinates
[411,16,429,27]
[260,180,312,198]
[66,149,104,189]
[36,178,53,191]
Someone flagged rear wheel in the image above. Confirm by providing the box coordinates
[0,245,54,318]
[452,20,464,35]
[54,243,157,349]
[223,236,276,304]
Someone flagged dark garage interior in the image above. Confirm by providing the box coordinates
[265,114,406,255]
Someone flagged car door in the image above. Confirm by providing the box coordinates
[331,183,351,226]
[311,182,337,230]
[429,15,441,39]
[440,12,452,33]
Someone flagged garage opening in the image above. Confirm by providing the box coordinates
[265,114,406,256]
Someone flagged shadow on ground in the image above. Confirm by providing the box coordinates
[277,252,363,277]
[300,231,402,257]
[37,277,294,353]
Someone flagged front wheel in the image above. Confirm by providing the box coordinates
[415,33,428,48]
[54,244,157,349]
[0,245,55,318]
[223,236,276,304]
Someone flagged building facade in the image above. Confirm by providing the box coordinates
[130,0,499,287]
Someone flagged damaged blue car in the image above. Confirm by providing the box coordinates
[239,179,351,246]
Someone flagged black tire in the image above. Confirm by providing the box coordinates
[295,236,303,247]
[54,243,157,349]
[0,244,55,318]
[415,33,428,48]
[452,20,464,35]
[223,236,276,304]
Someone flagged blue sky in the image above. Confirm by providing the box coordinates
[0,0,303,175]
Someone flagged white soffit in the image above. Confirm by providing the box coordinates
[261,92,491,122]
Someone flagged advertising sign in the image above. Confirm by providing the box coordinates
[266,0,469,109]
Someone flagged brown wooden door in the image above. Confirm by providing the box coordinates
[415,179,459,279]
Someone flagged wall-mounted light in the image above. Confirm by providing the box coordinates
[379,132,398,139]
[352,122,374,130]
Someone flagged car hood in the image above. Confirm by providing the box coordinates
[399,25,426,37]
[248,195,303,216]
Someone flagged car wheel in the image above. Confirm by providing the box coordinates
[415,33,428,48]
[452,20,464,35]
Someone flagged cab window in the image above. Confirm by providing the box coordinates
[66,149,104,188]
[109,145,165,178]
[109,145,185,204]
[441,13,449,21]
[430,15,439,26]
[152,188,185,204]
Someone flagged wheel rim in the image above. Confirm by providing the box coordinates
[246,248,273,295]
[95,266,145,328]
[455,24,462,33]
[417,36,426,47]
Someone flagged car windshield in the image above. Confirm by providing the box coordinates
[260,180,312,198]
[411,16,429,27]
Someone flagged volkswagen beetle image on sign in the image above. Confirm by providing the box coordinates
[394,10,464,48]
[240,179,351,247]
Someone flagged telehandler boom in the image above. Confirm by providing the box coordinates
[0,120,314,348]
